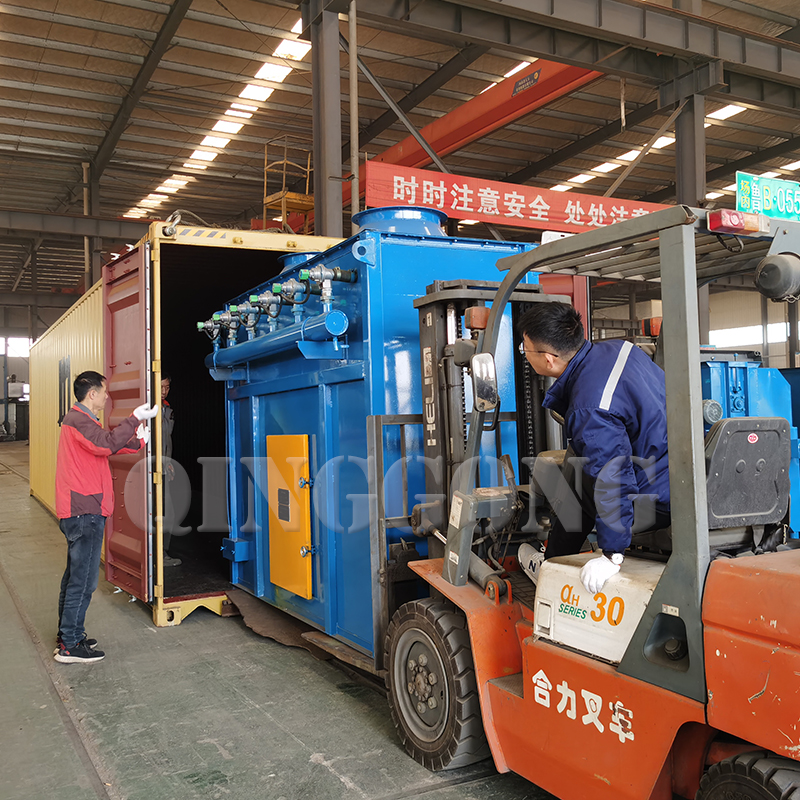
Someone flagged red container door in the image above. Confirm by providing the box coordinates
[103,244,153,602]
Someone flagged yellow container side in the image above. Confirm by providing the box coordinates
[29,282,104,516]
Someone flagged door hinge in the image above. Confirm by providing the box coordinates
[152,359,161,372]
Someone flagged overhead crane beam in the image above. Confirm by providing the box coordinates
[343,43,489,159]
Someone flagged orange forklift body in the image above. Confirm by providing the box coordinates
[704,549,800,759]
[411,553,800,800]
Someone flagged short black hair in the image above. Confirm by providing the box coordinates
[74,371,106,402]
[161,371,171,383]
[517,303,584,357]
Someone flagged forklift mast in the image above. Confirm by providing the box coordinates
[412,279,562,550]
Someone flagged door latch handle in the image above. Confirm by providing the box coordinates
[300,545,317,557]
[298,477,314,488]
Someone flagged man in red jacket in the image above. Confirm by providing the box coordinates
[54,370,158,664]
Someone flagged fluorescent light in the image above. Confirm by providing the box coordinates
[723,183,737,191]
[480,82,497,94]
[551,185,572,192]
[232,103,258,112]
[123,213,144,218]
[459,219,480,225]
[147,193,168,200]
[139,199,163,207]
[619,149,640,161]
[274,39,311,60]
[189,150,217,161]
[212,120,244,134]
[704,122,711,128]
[165,178,189,186]
[225,109,252,118]
[569,174,595,184]
[255,63,293,82]
[184,162,208,169]
[201,135,230,148]
[240,84,273,102]
[707,104,746,121]
[155,185,179,193]
[291,19,302,33]
[504,61,529,78]
[761,171,780,179]
[705,192,723,200]
[784,160,800,171]
[652,136,675,149]
[594,162,621,173]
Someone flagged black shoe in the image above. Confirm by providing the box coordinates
[54,641,105,664]
[55,634,97,655]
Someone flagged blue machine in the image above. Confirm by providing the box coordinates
[701,354,800,534]
[200,208,542,660]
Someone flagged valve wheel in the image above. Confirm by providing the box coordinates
[384,598,490,771]
[697,751,800,800]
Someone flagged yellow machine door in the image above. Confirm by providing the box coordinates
[266,435,313,599]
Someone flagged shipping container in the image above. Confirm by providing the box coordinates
[31,223,340,626]
[30,281,104,515]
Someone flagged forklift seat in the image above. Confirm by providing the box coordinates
[631,416,791,554]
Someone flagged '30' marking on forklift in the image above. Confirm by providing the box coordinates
[559,584,625,626]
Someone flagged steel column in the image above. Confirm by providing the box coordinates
[348,0,360,232]
[29,248,37,341]
[310,4,344,237]
[788,301,798,368]
[761,294,770,366]
[674,94,709,342]
[618,222,710,703]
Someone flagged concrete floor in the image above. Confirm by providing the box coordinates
[0,442,554,800]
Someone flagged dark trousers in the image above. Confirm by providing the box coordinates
[539,449,670,559]
[58,514,105,648]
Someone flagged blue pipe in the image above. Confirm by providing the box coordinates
[205,310,349,369]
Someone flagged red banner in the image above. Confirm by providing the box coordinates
[365,161,667,235]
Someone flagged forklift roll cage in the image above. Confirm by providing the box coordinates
[441,204,800,704]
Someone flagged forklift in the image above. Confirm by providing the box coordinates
[383,205,800,799]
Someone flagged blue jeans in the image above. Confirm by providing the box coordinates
[58,515,106,648]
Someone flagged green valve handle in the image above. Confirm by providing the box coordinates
[299,269,310,281]
[272,283,282,293]
[196,321,205,330]
[230,305,238,312]
[212,313,221,321]
[249,295,259,303]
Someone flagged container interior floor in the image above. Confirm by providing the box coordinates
[159,243,283,601]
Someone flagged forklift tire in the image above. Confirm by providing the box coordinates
[697,751,800,799]
[384,598,490,771]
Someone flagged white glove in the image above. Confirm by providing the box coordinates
[136,423,150,445]
[133,403,158,421]
[580,554,622,595]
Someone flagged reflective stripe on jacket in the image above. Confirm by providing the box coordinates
[55,404,141,519]
[543,339,670,553]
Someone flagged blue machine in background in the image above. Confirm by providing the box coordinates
[199,207,548,664]
[701,354,800,534]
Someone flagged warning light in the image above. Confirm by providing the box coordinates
[706,209,771,235]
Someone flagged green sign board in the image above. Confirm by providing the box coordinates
[737,171,800,220]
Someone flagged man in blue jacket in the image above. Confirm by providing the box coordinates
[517,302,671,594]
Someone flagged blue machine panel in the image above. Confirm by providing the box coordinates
[701,357,800,535]
[201,208,540,657]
